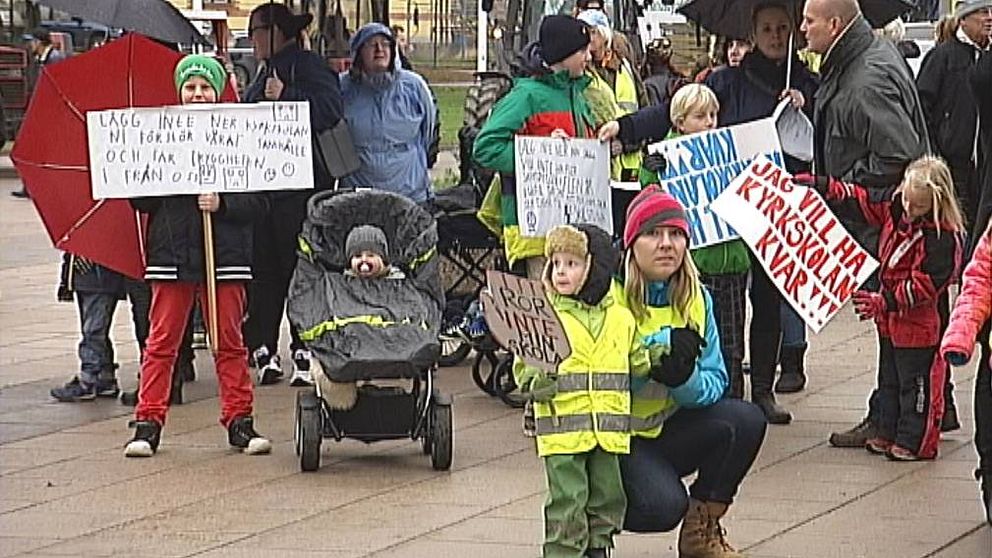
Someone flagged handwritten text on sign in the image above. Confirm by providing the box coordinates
[649,118,783,248]
[481,270,571,374]
[710,157,878,333]
[515,136,613,237]
[87,102,314,199]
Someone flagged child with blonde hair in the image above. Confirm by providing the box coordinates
[796,155,965,460]
[638,83,752,400]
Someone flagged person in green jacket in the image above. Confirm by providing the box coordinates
[641,84,751,399]
[472,15,596,276]
[515,223,651,558]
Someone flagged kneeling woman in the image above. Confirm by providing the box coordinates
[616,187,767,557]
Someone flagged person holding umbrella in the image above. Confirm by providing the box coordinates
[703,1,819,425]
[124,55,271,458]
[241,2,344,388]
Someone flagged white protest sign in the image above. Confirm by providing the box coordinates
[515,136,613,237]
[647,118,783,249]
[87,102,314,199]
[710,156,879,333]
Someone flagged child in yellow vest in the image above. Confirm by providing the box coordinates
[514,223,651,558]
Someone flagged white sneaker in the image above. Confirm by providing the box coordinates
[290,349,314,387]
[124,440,154,458]
[245,437,273,455]
[257,354,283,385]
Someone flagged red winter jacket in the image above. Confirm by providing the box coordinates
[941,225,992,363]
[826,183,963,347]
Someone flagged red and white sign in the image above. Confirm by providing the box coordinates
[710,156,878,332]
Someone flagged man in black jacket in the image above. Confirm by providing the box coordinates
[242,3,344,388]
[801,0,931,448]
[917,0,991,238]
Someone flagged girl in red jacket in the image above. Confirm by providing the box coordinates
[797,155,964,461]
[941,220,992,524]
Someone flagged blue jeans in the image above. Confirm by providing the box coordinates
[620,399,767,533]
[76,291,117,385]
[780,302,807,349]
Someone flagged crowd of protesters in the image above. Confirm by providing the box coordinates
[14,0,991,554]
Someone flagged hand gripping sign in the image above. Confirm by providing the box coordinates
[710,156,879,332]
[480,270,571,373]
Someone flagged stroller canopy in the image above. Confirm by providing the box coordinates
[289,189,443,380]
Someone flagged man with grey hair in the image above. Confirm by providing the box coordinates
[800,0,931,449]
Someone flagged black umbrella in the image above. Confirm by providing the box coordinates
[35,0,208,46]
[677,0,915,40]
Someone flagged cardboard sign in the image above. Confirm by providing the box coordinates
[87,102,314,199]
[515,136,613,237]
[647,118,783,248]
[710,156,879,333]
[481,270,571,373]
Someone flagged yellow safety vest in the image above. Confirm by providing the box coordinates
[611,281,706,439]
[613,60,643,180]
[534,301,637,457]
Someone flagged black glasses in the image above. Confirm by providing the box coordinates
[248,24,271,35]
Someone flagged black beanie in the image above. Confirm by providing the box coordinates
[539,15,590,66]
[345,225,389,263]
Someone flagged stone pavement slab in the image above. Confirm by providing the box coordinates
[1,177,990,557]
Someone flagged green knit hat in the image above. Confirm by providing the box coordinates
[174,54,226,96]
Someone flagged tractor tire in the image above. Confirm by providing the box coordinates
[457,75,512,188]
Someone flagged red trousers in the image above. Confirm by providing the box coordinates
[135,281,253,427]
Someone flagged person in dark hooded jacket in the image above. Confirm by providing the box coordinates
[241,2,344,388]
[704,2,819,426]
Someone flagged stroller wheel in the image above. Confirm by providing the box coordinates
[296,390,322,472]
[471,350,500,396]
[420,409,433,455]
[439,336,472,368]
[493,356,526,409]
[429,402,453,471]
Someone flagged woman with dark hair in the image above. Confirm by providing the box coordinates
[338,23,437,204]
[241,2,344,388]
[641,37,688,108]
[705,1,818,424]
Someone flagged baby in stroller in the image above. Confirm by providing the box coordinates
[288,189,453,471]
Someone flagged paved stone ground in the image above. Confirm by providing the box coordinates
[1,175,990,558]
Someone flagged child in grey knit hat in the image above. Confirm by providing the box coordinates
[343,225,404,280]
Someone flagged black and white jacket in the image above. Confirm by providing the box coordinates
[131,193,268,282]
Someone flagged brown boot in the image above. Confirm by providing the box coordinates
[678,499,745,558]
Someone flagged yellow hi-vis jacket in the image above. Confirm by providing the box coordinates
[613,59,643,180]
[611,281,707,439]
[517,292,649,457]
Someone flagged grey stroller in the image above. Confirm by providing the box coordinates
[287,189,452,472]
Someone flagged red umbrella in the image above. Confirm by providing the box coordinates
[11,34,236,280]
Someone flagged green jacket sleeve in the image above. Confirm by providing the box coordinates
[512,356,542,390]
[629,334,651,378]
[473,88,530,174]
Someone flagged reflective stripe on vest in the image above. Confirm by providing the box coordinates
[536,413,630,435]
[556,372,631,393]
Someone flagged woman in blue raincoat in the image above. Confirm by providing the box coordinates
[339,23,437,204]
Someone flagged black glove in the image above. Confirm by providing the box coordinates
[642,152,667,175]
[648,328,705,388]
[669,327,705,362]
[650,353,695,387]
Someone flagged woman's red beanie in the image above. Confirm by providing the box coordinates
[623,184,690,249]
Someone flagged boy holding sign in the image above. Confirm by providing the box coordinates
[513,224,651,558]
[796,156,964,460]
[125,56,271,458]
[473,15,595,278]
